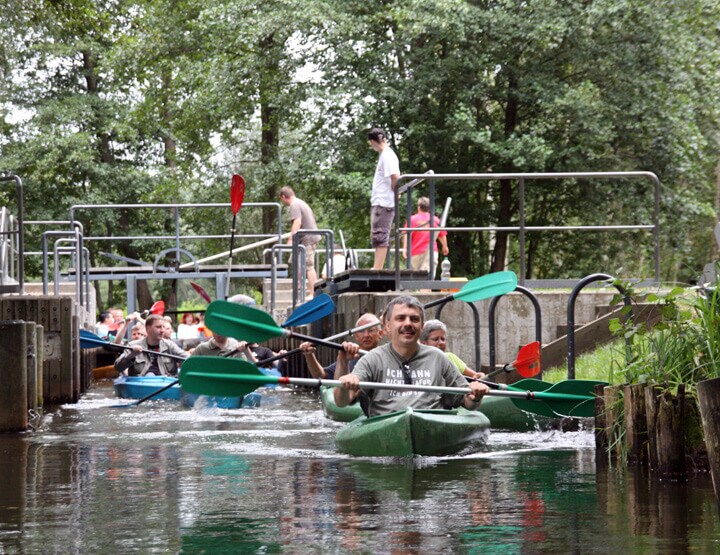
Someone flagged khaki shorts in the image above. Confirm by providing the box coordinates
[411,251,437,276]
[371,205,395,247]
[302,242,318,269]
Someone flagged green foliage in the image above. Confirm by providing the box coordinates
[0,0,719,289]
[607,278,720,395]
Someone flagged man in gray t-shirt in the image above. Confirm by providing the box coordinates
[334,295,488,417]
[280,186,321,299]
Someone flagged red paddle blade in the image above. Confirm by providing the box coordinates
[230,174,245,215]
[513,341,541,377]
[191,282,213,304]
[150,300,166,315]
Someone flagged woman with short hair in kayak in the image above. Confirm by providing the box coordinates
[420,319,485,380]
[334,295,488,417]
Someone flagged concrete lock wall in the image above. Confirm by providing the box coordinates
[334,290,617,371]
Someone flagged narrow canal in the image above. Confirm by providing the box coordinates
[1,383,718,553]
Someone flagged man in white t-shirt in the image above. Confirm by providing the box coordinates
[368,128,400,270]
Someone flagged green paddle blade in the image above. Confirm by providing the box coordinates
[425,271,518,308]
[180,357,270,397]
[504,378,559,418]
[204,301,284,343]
[510,379,605,418]
[282,294,335,327]
[454,271,517,303]
[510,378,553,393]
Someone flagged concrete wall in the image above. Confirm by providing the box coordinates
[334,290,617,369]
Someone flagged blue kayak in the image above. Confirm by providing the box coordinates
[113,376,182,401]
[114,367,281,409]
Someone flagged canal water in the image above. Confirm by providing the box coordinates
[1,383,719,553]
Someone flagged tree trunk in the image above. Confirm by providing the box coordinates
[162,70,177,169]
[260,32,281,236]
[491,71,519,272]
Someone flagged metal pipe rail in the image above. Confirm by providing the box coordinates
[0,175,24,294]
[69,202,283,243]
[393,171,661,290]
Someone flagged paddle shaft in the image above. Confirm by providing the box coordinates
[256,321,379,366]
[225,213,238,299]
[114,379,179,408]
[282,329,368,355]
[184,372,593,402]
[482,364,514,380]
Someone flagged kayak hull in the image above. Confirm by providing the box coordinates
[93,364,120,380]
[335,407,490,457]
[113,376,182,401]
[320,386,363,422]
[321,385,554,431]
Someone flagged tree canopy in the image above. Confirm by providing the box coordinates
[1,0,719,307]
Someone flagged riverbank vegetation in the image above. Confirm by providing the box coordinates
[1,1,719,308]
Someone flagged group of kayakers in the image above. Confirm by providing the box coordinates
[105,295,286,379]
[99,290,490,418]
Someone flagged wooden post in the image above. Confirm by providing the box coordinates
[25,323,37,414]
[697,377,720,502]
[35,325,44,409]
[603,385,622,463]
[0,297,79,405]
[0,321,28,432]
[594,383,608,468]
[654,384,686,479]
[624,383,648,465]
[645,384,661,471]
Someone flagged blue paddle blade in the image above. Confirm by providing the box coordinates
[282,294,335,327]
[80,329,112,349]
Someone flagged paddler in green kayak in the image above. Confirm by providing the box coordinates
[334,295,489,417]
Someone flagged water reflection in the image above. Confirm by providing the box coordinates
[0,387,717,553]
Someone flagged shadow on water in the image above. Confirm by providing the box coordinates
[0,386,719,553]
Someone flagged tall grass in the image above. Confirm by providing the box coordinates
[542,340,625,384]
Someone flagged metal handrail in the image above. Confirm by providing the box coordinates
[0,175,24,293]
[566,273,630,379]
[271,244,305,312]
[488,286,543,373]
[69,202,283,244]
[292,230,334,307]
[394,171,661,289]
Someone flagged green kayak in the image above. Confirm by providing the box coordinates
[322,384,555,431]
[335,407,490,457]
[322,386,554,430]
[320,386,363,422]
